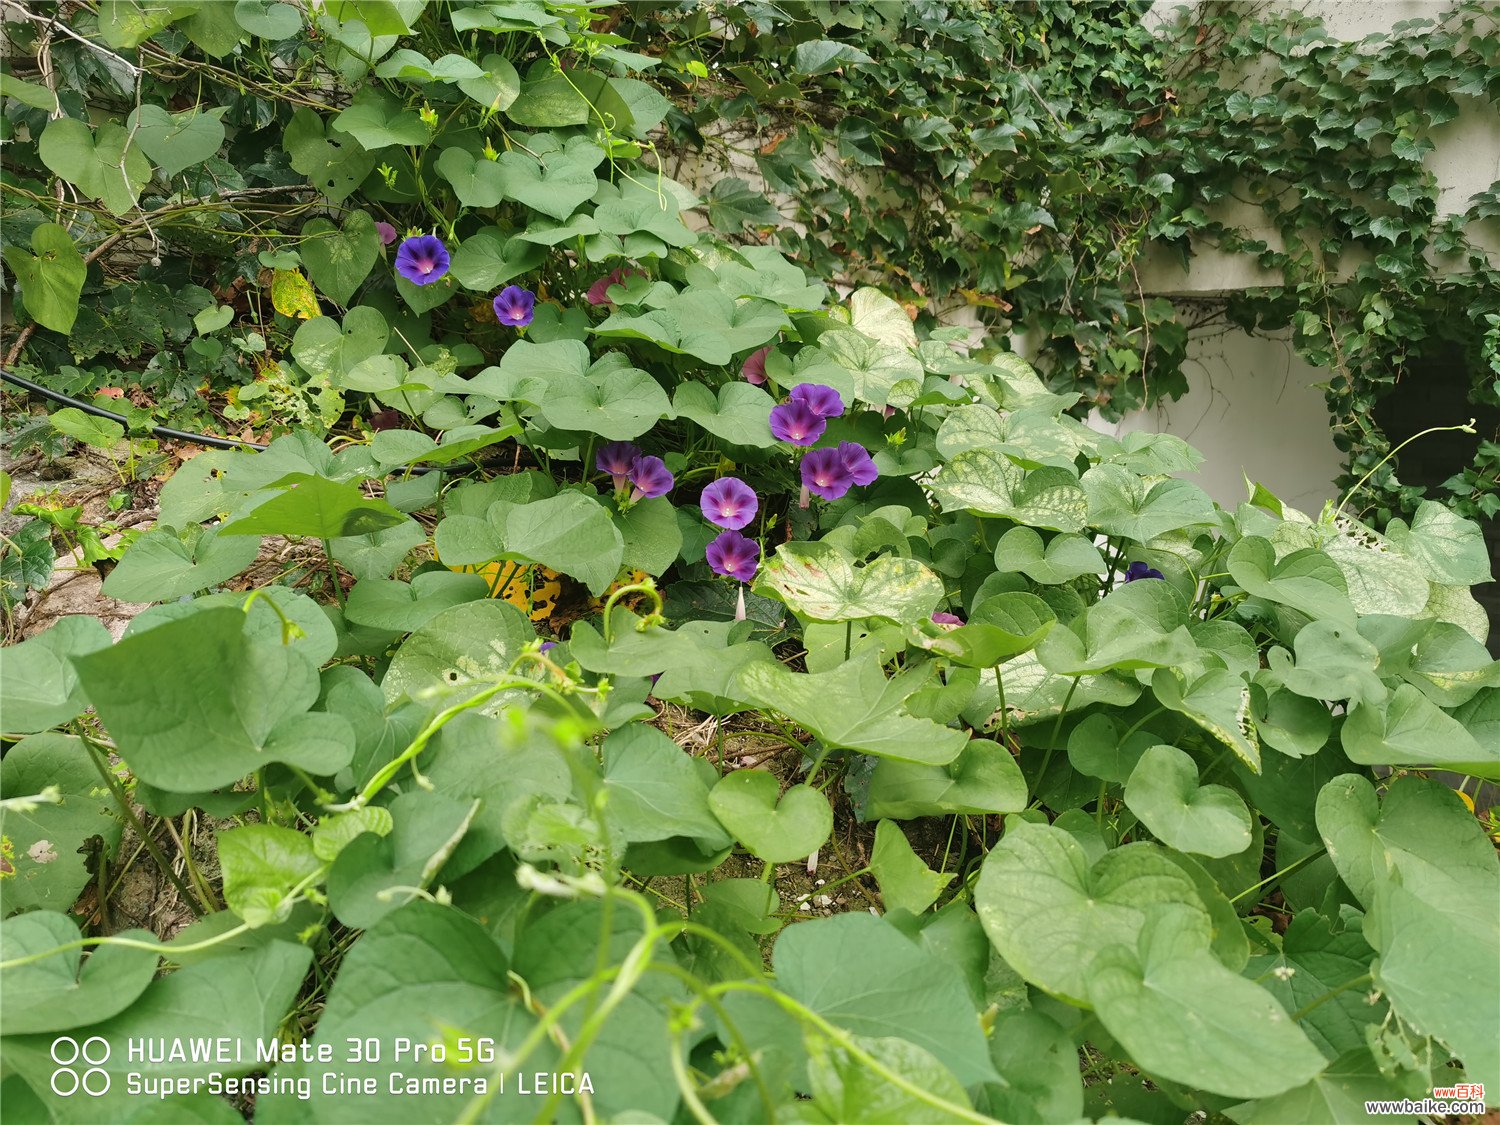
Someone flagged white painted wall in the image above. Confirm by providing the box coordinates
[1088,329,1344,512]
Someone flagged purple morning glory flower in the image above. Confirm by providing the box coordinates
[706,529,760,583]
[800,447,853,501]
[741,346,770,386]
[932,611,964,626]
[394,235,450,286]
[701,477,758,531]
[790,382,844,419]
[627,455,674,501]
[539,640,557,654]
[1123,561,1165,582]
[597,441,640,491]
[769,401,827,446]
[493,285,535,328]
[837,441,878,486]
[375,221,398,246]
[586,266,643,306]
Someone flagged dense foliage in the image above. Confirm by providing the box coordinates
[626,0,1500,523]
[1,3,1498,1124]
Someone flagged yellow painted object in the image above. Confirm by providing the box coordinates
[444,558,562,623]
[442,556,652,628]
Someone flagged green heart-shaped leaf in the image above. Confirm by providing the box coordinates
[869,820,954,914]
[1087,912,1326,1098]
[1037,580,1198,675]
[38,118,151,214]
[2,223,85,333]
[73,607,356,792]
[603,726,731,848]
[1125,744,1253,857]
[300,212,381,306]
[343,571,489,633]
[457,53,521,111]
[381,599,534,707]
[328,791,479,929]
[538,365,672,440]
[737,653,971,764]
[331,89,428,149]
[125,104,226,176]
[993,526,1106,584]
[284,108,376,202]
[1227,537,1354,623]
[1341,684,1497,778]
[1083,464,1217,542]
[218,474,406,539]
[912,592,1055,667]
[975,821,1210,1003]
[101,524,261,601]
[0,911,158,1035]
[708,771,832,864]
[492,137,605,220]
[435,147,508,207]
[671,380,778,448]
[931,448,1087,532]
[865,738,1027,819]
[1150,666,1261,772]
[0,734,124,915]
[1315,775,1500,1088]
[219,823,324,928]
[291,305,389,383]
[449,226,544,290]
[756,540,945,626]
[0,616,111,733]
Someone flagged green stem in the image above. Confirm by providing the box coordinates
[993,663,1009,742]
[707,981,999,1125]
[330,665,577,811]
[1031,676,1081,798]
[1119,705,1166,744]
[80,735,209,916]
[321,539,345,609]
[160,813,222,913]
[1290,972,1373,1021]
[1335,419,1475,516]
[601,580,665,644]
[1231,846,1326,904]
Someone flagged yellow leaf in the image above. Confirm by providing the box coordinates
[271,269,321,319]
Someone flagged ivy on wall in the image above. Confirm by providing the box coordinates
[627,0,1500,523]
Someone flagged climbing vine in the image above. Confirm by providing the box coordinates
[627,0,1500,522]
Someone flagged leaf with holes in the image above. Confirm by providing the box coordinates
[2,224,85,334]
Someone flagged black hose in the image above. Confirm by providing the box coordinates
[1,367,268,451]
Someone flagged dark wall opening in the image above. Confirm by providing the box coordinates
[1371,338,1500,656]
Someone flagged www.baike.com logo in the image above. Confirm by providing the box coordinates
[50,1036,111,1097]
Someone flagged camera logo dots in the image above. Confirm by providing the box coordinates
[49,1036,111,1097]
